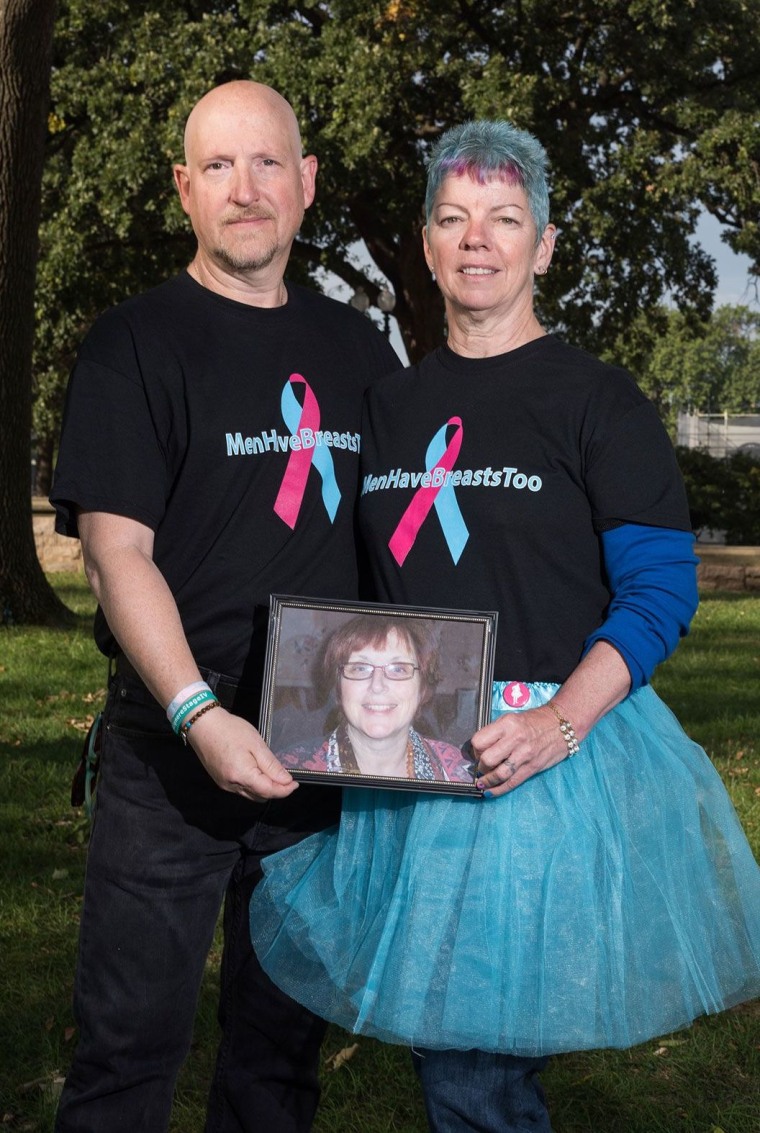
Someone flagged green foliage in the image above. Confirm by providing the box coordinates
[32,0,760,460]
[612,304,760,432]
[677,446,760,544]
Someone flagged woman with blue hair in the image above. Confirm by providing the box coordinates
[252,120,760,1131]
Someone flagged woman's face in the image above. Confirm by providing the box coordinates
[339,629,423,745]
[423,172,555,323]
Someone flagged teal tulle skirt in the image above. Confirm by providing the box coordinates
[250,684,760,1055]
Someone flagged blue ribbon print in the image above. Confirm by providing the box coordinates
[425,422,469,563]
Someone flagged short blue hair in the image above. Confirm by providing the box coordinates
[425,120,551,242]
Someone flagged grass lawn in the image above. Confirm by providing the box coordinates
[1,576,758,1132]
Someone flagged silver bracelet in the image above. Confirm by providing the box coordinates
[547,701,580,757]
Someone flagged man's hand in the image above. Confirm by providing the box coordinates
[187,707,297,801]
[77,509,297,804]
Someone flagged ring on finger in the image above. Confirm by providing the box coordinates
[503,759,517,780]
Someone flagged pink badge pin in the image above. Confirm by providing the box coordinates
[503,682,531,708]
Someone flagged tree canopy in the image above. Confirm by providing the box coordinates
[30,0,760,480]
[625,304,760,432]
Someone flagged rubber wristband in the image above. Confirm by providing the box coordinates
[171,689,218,734]
[166,681,211,722]
[547,701,580,757]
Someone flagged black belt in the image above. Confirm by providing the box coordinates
[114,655,248,712]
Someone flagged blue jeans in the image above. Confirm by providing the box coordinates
[412,1049,552,1133]
[55,670,341,1133]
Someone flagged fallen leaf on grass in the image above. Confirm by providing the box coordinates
[19,1074,66,1097]
[83,689,107,704]
[19,1076,50,1093]
[67,715,94,733]
[325,1043,359,1071]
[653,1046,668,1056]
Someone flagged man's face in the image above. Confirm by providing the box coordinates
[173,85,317,282]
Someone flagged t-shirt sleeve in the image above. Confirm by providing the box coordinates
[354,314,404,385]
[50,320,169,538]
[584,392,691,533]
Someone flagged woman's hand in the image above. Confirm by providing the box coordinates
[472,642,633,798]
[472,705,571,797]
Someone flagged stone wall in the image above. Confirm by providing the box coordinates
[696,546,760,592]
[33,498,83,573]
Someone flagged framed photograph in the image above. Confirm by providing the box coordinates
[259,595,498,795]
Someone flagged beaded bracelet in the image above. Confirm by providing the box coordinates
[546,701,580,757]
[180,700,220,745]
[170,688,218,735]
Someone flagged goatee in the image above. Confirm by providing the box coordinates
[213,242,279,273]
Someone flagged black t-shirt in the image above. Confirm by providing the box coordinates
[51,272,400,676]
[358,336,691,682]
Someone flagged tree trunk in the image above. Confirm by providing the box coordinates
[0,0,71,625]
[365,224,446,365]
[395,236,447,365]
[32,432,55,497]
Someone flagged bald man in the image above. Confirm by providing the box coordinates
[51,81,400,1133]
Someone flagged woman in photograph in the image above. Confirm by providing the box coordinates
[278,614,473,784]
[252,121,760,1132]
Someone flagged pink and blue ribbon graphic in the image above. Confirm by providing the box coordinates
[388,417,469,566]
[274,374,340,529]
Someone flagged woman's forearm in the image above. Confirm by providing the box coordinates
[551,640,632,741]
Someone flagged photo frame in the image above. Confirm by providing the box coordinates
[259,595,498,795]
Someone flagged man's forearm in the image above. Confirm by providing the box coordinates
[78,509,296,800]
[79,513,202,711]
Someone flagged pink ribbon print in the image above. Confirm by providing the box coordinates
[274,374,340,529]
[388,416,469,566]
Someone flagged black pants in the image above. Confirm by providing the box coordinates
[56,670,340,1133]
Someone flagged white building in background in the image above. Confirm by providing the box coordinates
[677,412,760,459]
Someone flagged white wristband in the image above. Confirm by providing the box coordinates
[166,681,212,723]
